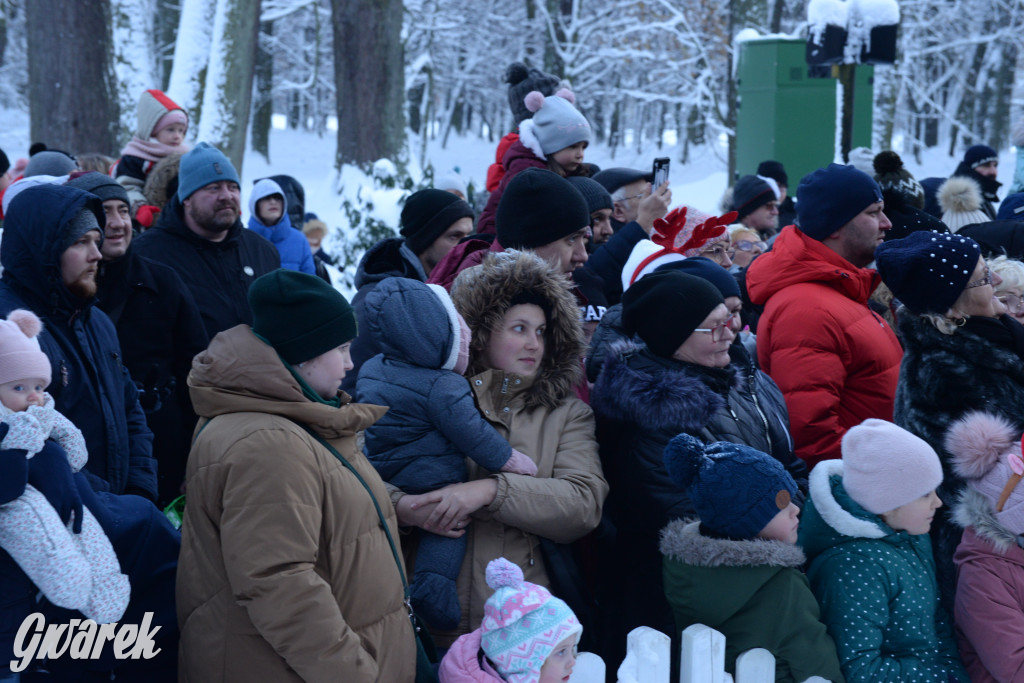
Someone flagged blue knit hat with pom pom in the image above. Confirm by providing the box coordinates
[663,434,798,539]
[480,557,581,683]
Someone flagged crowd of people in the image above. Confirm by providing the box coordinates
[2,64,1024,683]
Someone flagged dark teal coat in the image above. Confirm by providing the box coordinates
[799,460,969,682]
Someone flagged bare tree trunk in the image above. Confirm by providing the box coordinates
[252,20,274,162]
[27,0,119,154]
[196,0,261,175]
[167,0,216,133]
[331,0,405,167]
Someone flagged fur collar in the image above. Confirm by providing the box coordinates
[659,519,806,568]
[809,460,887,540]
[898,312,1024,379]
[953,487,1024,554]
[591,343,740,432]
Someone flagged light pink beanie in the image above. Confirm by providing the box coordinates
[842,418,943,514]
[0,309,52,387]
[946,411,1024,535]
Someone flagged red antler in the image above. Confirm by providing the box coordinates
[650,207,688,249]
[677,211,738,253]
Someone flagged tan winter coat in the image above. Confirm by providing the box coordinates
[176,325,415,683]
[393,251,608,643]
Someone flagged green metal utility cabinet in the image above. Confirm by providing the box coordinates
[735,37,873,185]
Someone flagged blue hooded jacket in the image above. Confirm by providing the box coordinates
[247,178,316,274]
[0,184,156,497]
[357,277,511,490]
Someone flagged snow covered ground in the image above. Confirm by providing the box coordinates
[0,105,1017,296]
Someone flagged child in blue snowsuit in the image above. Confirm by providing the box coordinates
[358,277,536,629]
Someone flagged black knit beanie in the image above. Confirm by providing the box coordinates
[496,168,590,250]
[757,160,788,189]
[400,189,475,255]
[621,270,724,358]
[732,175,776,220]
[0,148,9,176]
[248,269,357,364]
[61,208,102,252]
[566,176,613,214]
[66,171,130,206]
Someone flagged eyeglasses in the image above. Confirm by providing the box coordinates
[693,313,736,342]
[964,267,992,289]
[699,244,736,262]
[999,292,1024,314]
[615,192,646,204]
[734,239,768,253]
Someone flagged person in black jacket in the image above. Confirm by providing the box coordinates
[0,184,156,499]
[67,172,209,507]
[132,143,279,339]
[590,269,807,667]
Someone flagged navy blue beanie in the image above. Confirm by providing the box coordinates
[875,231,982,315]
[964,144,998,170]
[655,255,741,299]
[796,163,883,241]
[997,192,1024,221]
[663,433,798,540]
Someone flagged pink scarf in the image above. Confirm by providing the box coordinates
[118,137,191,164]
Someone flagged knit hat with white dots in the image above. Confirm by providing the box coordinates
[875,230,982,315]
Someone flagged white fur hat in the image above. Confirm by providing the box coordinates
[939,176,990,233]
[842,419,943,514]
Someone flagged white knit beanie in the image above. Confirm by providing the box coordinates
[842,419,943,514]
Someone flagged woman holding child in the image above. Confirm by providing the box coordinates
[390,250,608,642]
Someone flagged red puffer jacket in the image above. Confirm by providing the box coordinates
[746,226,903,468]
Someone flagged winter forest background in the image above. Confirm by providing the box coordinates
[1,0,1022,290]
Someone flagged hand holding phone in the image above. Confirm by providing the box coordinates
[652,157,670,189]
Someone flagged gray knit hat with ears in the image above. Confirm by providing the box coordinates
[505,63,561,126]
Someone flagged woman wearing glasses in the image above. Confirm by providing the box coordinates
[990,254,1024,324]
[876,231,1024,610]
[591,269,807,655]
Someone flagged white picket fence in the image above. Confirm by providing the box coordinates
[567,624,833,683]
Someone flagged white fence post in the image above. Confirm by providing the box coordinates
[569,652,606,682]
[615,626,671,683]
[734,648,775,683]
[679,624,728,683]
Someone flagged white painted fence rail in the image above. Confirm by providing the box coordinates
[563,624,835,683]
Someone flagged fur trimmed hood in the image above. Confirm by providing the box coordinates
[142,152,183,210]
[799,460,890,562]
[450,250,583,410]
[659,519,805,568]
[591,342,739,432]
[954,487,1024,554]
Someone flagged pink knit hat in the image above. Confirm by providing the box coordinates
[842,419,943,514]
[480,558,581,683]
[0,309,52,387]
[946,411,1024,535]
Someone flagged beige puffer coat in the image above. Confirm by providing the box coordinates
[395,251,608,642]
[177,325,415,682]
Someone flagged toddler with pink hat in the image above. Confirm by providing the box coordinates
[439,557,582,683]
[0,309,129,624]
[945,411,1024,681]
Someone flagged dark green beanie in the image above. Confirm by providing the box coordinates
[248,269,357,364]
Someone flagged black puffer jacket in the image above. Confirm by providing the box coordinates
[894,311,1024,612]
[590,342,807,648]
[132,194,280,339]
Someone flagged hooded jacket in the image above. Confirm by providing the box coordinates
[438,629,505,682]
[246,178,315,275]
[590,341,807,642]
[400,251,607,641]
[799,460,968,682]
[746,225,903,468]
[359,277,512,490]
[952,487,1024,682]
[0,184,156,497]
[177,325,415,682]
[659,520,844,683]
[131,193,280,339]
[343,237,428,395]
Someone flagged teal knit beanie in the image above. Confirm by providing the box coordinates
[248,269,357,364]
[177,142,240,201]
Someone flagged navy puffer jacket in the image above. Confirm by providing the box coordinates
[358,277,511,491]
